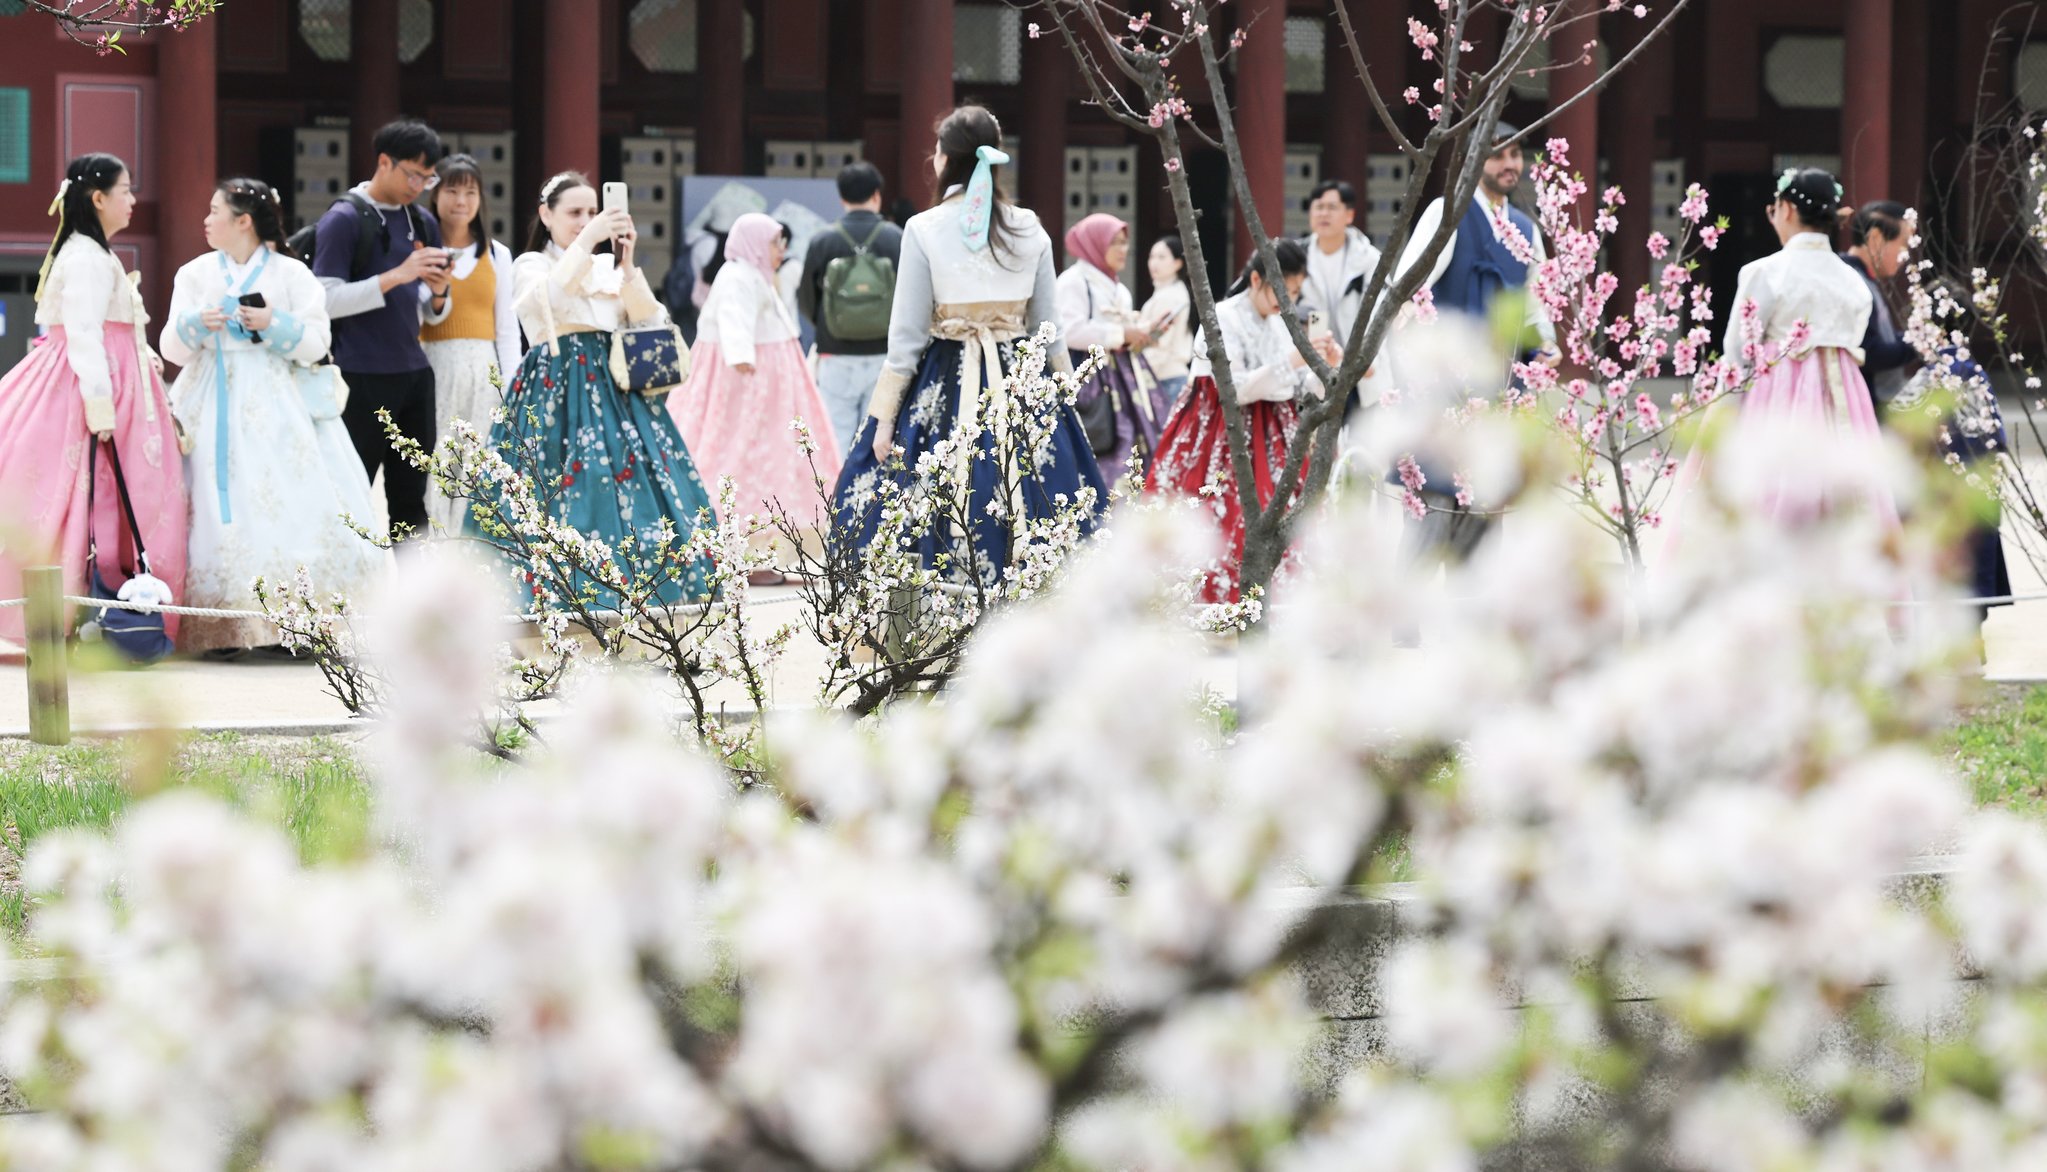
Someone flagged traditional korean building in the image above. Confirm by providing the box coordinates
[0,0,2032,374]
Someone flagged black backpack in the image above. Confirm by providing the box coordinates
[285,192,427,280]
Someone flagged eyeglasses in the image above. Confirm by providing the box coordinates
[399,163,440,191]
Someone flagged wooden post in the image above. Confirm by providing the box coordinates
[24,566,69,746]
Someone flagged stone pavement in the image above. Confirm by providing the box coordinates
[2,538,2044,737]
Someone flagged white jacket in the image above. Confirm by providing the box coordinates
[695,262,799,368]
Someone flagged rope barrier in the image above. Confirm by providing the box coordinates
[0,588,816,624]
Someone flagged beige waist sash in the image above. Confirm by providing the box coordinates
[929,301,1029,535]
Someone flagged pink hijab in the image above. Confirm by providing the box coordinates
[1064,213,1126,279]
[723,212,783,283]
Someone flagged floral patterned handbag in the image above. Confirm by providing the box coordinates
[608,323,690,396]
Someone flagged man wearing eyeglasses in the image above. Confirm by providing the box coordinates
[310,118,453,543]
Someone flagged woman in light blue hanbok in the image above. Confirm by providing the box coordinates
[163,179,385,653]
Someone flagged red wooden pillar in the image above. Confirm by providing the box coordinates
[158,15,217,316]
[699,0,746,174]
[1322,0,1373,189]
[1019,12,1068,251]
[350,0,402,178]
[1842,0,1893,207]
[899,0,955,205]
[1233,0,1286,263]
[1548,0,1600,222]
[541,0,602,181]
[1607,13,1663,310]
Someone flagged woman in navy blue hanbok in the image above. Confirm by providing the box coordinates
[831,106,1107,585]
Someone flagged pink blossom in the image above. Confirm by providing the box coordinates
[1634,392,1662,430]
[1699,225,1723,250]
[1604,186,1626,207]
[1403,86,1421,105]
[1402,488,1428,520]
[1646,232,1670,260]
[1129,12,1150,33]
[1027,21,1041,37]
[1165,157,1183,173]
[1679,183,1709,222]
[1452,473,1473,510]
[1397,454,1428,493]
[1786,318,1812,353]
[1231,27,1248,49]
[1407,17,1439,59]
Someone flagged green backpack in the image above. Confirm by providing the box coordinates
[821,222,896,342]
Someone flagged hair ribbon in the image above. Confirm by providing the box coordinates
[34,177,75,303]
[960,144,1010,253]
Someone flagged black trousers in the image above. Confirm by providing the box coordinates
[340,366,436,540]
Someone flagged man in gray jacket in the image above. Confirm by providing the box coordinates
[799,161,903,456]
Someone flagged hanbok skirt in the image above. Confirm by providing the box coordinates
[424,337,506,533]
[1072,348,1171,483]
[0,324,187,645]
[171,344,388,652]
[1736,346,1900,529]
[832,337,1110,586]
[667,337,842,532]
[1144,375,1309,604]
[469,332,716,606]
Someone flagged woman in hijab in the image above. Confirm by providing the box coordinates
[1055,212,1168,482]
[670,212,841,581]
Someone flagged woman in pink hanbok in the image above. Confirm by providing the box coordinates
[1719,167,1895,528]
[0,154,187,646]
[668,212,841,582]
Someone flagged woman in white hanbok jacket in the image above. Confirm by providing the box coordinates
[163,179,385,653]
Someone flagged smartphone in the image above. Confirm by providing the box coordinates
[602,182,629,217]
[238,292,266,342]
[1306,311,1330,342]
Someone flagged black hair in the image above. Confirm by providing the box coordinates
[932,105,1021,265]
[433,153,488,249]
[1774,167,1844,231]
[700,230,729,286]
[837,160,884,205]
[372,119,442,168]
[46,153,127,268]
[1847,199,1909,247]
[527,170,605,255]
[218,177,294,260]
[1227,237,1309,296]
[1308,179,1358,209]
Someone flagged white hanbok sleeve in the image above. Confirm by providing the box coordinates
[1226,314,1303,404]
[160,259,211,371]
[1026,240,1071,373]
[1058,267,1123,352]
[491,241,522,378]
[708,268,760,369]
[57,245,117,433]
[1393,197,1452,291]
[872,224,936,424]
[266,259,333,366]
[511,251,557,343]
[1727,260,1775,373]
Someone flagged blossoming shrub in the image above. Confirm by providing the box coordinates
[1,415,2035,1171]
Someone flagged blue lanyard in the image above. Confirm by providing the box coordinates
[209,248,269,524]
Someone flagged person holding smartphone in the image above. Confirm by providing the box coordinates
[1137,233,1194,412]
[163,178,385,655]
[309,119,453,543]
[478,170,716,607]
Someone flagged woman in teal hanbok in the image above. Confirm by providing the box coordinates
[475,171,715,605]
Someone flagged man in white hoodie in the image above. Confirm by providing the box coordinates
[1296,179,1383,351]
[308,119,453,541]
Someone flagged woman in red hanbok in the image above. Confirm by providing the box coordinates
[1145,238,1339,603]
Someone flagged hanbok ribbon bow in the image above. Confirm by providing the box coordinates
[207,247,272,525]
[959,144,1011,253]
[929,306,1027,535]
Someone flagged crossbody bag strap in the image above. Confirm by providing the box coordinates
[100,439,150,574]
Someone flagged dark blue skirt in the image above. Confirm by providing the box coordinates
[831,338,1110,585]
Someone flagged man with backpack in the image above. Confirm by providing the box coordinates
[798,161,901,457]
[300,119,452,542]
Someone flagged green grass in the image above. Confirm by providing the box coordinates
[0,733,372,937]
[1945,684,2047,816]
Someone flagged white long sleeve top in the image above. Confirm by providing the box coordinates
[1727,232,1874,366]
[35,235,156,434]
[511,239,666,345]
[1298,227,1384,348]
[1056,262,1134,353]
[695,262,799,368]
[162,247,332,372]
[1392,191,1557,350]
[443,239,523,378]
[1138,278,1194,380]
[1192,292,1324,404]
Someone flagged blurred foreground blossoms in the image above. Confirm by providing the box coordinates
[6,410,2047,1171]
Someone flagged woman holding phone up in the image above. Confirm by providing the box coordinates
[479,171,716,604]
[163,178,384,653]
